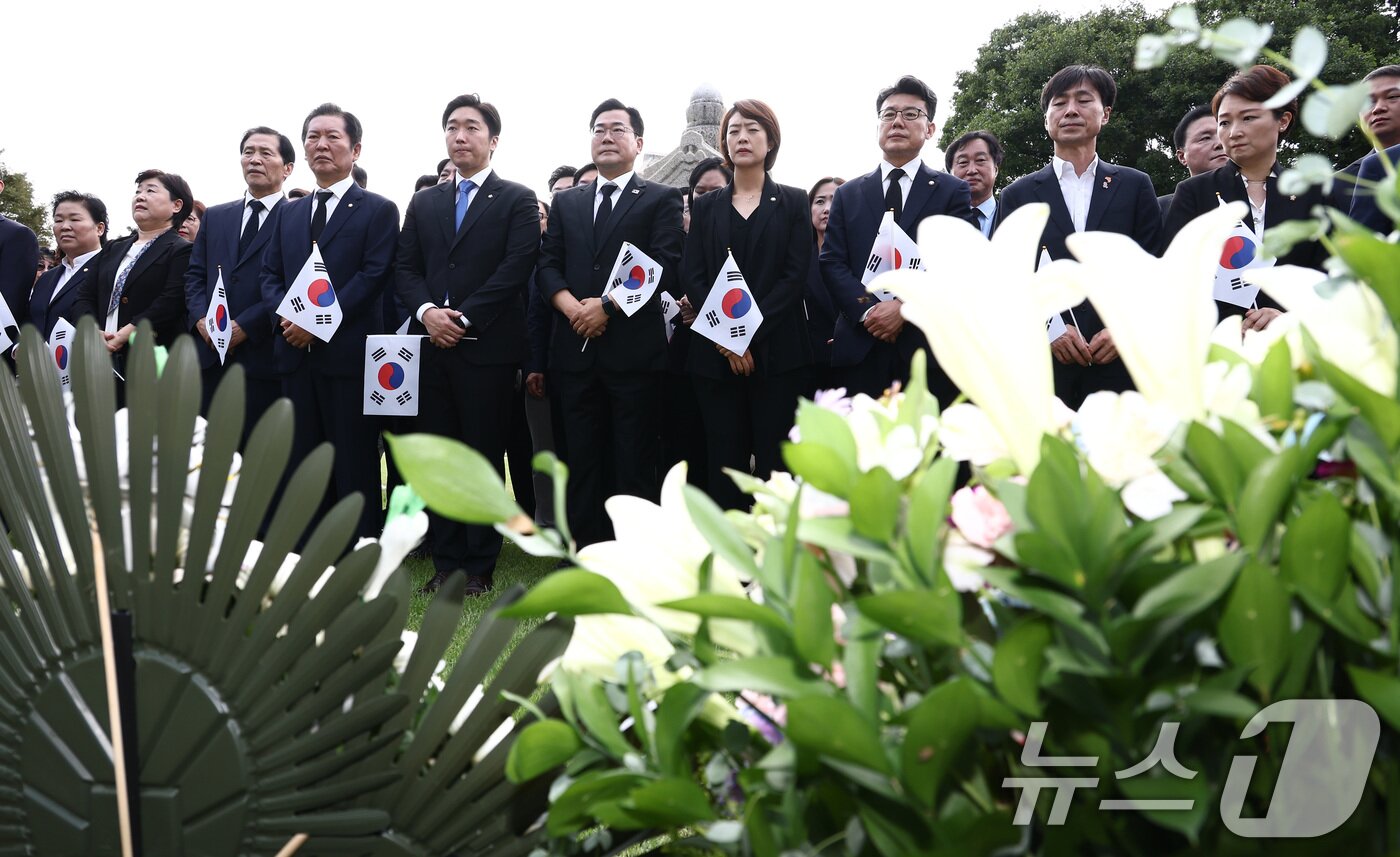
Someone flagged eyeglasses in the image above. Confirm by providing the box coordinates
[592,125,636,139]
[878,107,929,124]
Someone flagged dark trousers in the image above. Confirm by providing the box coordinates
[661,370,707,488]
[693,368,811,511]
[284,367,383,539]
[1052,359,1134,411]
[832,334,958,407]
[504,372,536,520]
[419,350,515,579]
[554,368,663,548]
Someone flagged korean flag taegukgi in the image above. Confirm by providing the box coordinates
[275,242,344,342]
[694,250,763,356]
[1214,223,1271,309]
[604,241,663,316]
[205,268,232,365]
[861,210,924,302]
[363,334,421,416]
[48,317,76,392]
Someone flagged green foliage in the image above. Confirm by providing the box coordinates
[0,152,49,243]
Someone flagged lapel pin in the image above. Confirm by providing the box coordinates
[1289,194,1297,201]
[347,203,355,208]
[928,179,935,185]
[1102,176,1113,189]
[631,188,640,194]
[770,196,777,202]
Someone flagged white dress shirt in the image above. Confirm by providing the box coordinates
[975,197,997,238]
[310,175,356,227]
[1052,154,1099,232]
[105,239,154,334]
[52,249,100,303]
[415,166,494,326]
[240,189,284,233]
[593,171,635,218]
[1238,171,1271,242]
[880,158,921,211]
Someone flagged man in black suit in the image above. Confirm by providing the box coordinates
[1158,105,1227,220]
[397,94,540,594]
[946,130,1003,237]
[994,64,1161,410]
[185,126,296,434]
[538,98,684,547]
[0,174,40,340]
[1345,65,1400,233]
[820,75,978,403]
[29,191,107,340]
[260,103,400,539]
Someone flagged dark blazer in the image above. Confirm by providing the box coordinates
[1347,144,1400,234]
[1157,193,1174,222]
[0,215,39,325]
[682,177,813,380]
[258,183,400,377]
[820,162,978,368]
[1161,160,1341,316]
[804,242,837,369]
[396,173,539,366]
[72,229,192,346]
[185,197,282,375]
[27,258,91,340]
[537,176,684,373]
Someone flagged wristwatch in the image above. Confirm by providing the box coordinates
[602,294,619,317]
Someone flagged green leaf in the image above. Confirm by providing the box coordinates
[849,466,900,542]
[1132,553,1244,621]
[1218,560,1290,698]
[559,671,635,758]
[692,656,834,699]
[1311,339,1400,451]
[505,720,580,783]
[1116,775,1212,844]
[547,770,650,835]
[1235,448,1301,549]
[658,594,790,633]
[1332,216,1400,325]
[682,485,761,578]
[905,458,957,584]
[386,432,522,524]
[1135,33,1169,70]
[1207,18,1272,66]
[857,587,962,648]
[1279,493,1349,603]
[1262,217,1326,259]
[1278,154,1335,195]
[902,678,978,806]
[1301,81,1372,140]
[1184,422,1243,508]
[1184,688,1258,720]
[1347,665,1400,732]
[795,397,859,461]
[786,696,893,775]
[992,619,1052,717]
[621,776,717,826]
[782,441,856,496]
[497,570,633,618]
[798,517,902,566]
[793,552,836,667]
[1250,337,1294,420]
[653,684,710,777]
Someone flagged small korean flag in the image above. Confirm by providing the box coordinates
[1038,249,1069,343]
[694,251,764,355]
[276,243,343,342]
[861,211,924,302]
[1214,224,1272,309]
[364,334,421,416]
[206,267,232,365]
[0,290,17,355]
[604,241,663,317]
[659,291,680,342]
[48,317,76,391]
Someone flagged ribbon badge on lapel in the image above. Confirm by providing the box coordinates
[1102,175,1113,190]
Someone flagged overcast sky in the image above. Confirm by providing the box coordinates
[8,0,1171,237]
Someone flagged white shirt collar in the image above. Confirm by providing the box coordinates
[1052,154,1099,180]
[245,189,284,210]
[881,158,922,182]
[62,249,100,274]
[596,170,634,197]
[457,165,493,191]
[315,175,357,200]
[975,196,997,219]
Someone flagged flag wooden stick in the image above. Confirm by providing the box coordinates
[91,531,134,857]
[275,833,309,857]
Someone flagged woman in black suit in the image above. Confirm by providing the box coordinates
[683,99,813,510]
[73,169,193,364]
[1162,65,1343,331]
[805,176,843,394]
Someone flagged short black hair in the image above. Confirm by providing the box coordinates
[1172,105,1215,151]
[302,103,363,146]
[538,199,550,216]
[134,169,195,229]
[1366,65,1400,82]
[548,164,577,188]
[876,75,937,119]
[1041,64,1117,112]
[590,98,644,137]
[442,93,502,137]
[240,126,296,164]
[287,188,310,200]
[944,130,1005,171]
[414,175,437,192]
[352,165,368,188]
[51,190,110,246]
[437,158,450,174]
[573,163,598,182]
[687,157,732,193]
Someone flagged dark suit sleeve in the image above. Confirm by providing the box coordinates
[456,188,540,333]
[71,249,103,323]
[818,186,870,325]
[234,227,279,345]
[395,193,434,319]
[131,240,191,333]
[536,194,570,300]
[333,199,400,322]
[1159,180,1205,256]
[991,181,1021,233]
[260,209,289,333]
[185,220,210,329]
[525,270,549,374]
[1349,148,1395,233]
[750,189,812,348]
[680,194,711,311]
[0,222,39,322]
[943,178,979,227]
[1130,172,1162,254]
[647,187,686,296]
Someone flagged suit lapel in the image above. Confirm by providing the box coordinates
[316,183,364,248]
[1085,162,1119,232]
[1031,166,1076,239]
[594,176,645,258]
[900,165,939,233]
[124,230,171,287]
[859,167,887,225]
[433,181,456,248]
[1217,164,1253,230]
[712,186,734,267]
[743,177,781,252]
[452,173,502,252]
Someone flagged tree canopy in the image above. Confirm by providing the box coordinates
[0,154,51,245]
[940,0,1399,195]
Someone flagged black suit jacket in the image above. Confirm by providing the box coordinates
[185,197,282,375]
[0,215,39,326]
[1161,161,1341,317]
[1346,144,1400,234]
[682,177,813,380]
[537,175,684,373]
[259,183,400,377]
[27,260,90,340]
[397,173,539,366]
[72,230,192,346]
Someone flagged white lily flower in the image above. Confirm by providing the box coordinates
[394,629,418,675]
[874,204,1082,473]
[1064,202,1247,420]
[1245,266,1399,397]
[364,510,429,598]
[1210,314,1299,367]
[554,613,677,681]
[1074,391,1185,520]
[943,530,994,593]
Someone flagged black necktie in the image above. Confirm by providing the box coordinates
[239,199,265,257]
[594,183,617,245]
[310,190,333,242]
[885,168,906,221]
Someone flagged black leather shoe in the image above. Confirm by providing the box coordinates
[418,571,450,594]
[464,576,492,597]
